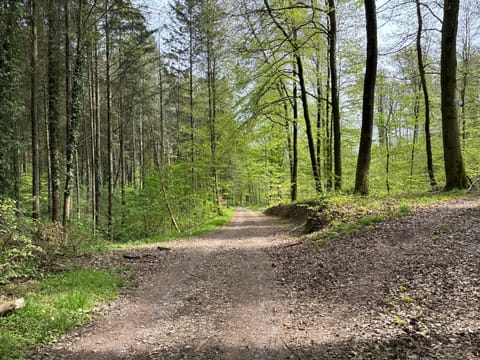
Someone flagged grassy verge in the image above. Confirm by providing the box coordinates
[0,269,124,359]
[305,191,470,244]
[0,207,235,358]
[110,207,235,250]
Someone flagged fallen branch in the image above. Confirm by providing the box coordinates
[287,222,307,234]
[282,242,302,249]
[0,298,25,316]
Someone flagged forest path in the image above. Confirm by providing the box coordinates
[35,209,295,359]
[34,197,480,359]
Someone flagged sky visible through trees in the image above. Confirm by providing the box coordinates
[0,0,478,249]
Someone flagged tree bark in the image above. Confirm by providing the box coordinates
[415,0,437,188]
[63,0,85,225]
[440,0,469,190]
[30,0,40,219]
[296,54,322,194]
[47,0,62,221]
[354,0,377,195]
[328,0,342,190]
[106,1,114,239]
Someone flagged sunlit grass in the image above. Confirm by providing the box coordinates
[0,270,124,359]
[110,207,235,250]
[306,190,471,244]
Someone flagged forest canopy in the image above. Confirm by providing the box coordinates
[0,0,478,255]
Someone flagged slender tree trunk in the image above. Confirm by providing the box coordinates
[87,44,96,230]
[410,84,420,179]
[354,0,378,195]
[47,0,62,221]
[415,0,437,188]
[207,33,220,213]
[328,0,342,190]
[440,0,469,190]
[106,1,114,239]
[460,33,470,147]
[94,30,102,227]
[63,0,84,225]
[189,19,195,189]
[296,55,322,193]
[30,0,40,219]
[292,70,298,202]
[315,55,323,192]
[158,56,165,166]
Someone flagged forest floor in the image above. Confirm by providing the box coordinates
[33,197,480,359]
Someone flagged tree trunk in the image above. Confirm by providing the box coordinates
[47,0,62,222]
[354,0,377,195]
[440,0,469,190]
[328,0,342,190]
[410,84,420,179]
[415,0,437,188]
[63,0,84,225]
[315,55,323,192]
[106,1,114,239]
[296,55,322,194]
[30,0,40,219]
[292,70,298,202]
[94,33,101,227]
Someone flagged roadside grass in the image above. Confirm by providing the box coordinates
[305,190,469,244]
[109,207,235,250]
[0,269,124,359]
[0,207,235,359]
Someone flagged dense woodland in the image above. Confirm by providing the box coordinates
[0,0,479,279]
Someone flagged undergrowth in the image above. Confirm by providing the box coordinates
[109,207,235,250]
[0,269,124,359]
[302,191,469,244]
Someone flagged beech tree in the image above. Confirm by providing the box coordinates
[354,0,378,195]
[440,0,469,190]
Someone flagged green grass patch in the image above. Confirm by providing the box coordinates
[0,269,124,359]
[110,207,235,250]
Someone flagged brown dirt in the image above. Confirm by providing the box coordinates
[33,198,480,359]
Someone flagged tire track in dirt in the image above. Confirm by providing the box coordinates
[35,209,293,359]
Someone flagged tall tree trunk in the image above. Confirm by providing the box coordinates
[440,0,469,190]
[207,33,220,213]
[189,18,195,189]
[63,0,84,225]
[106,1,114,239]
[328,0,342,190]
[292,69,298,202]
[314,55,323,192]
[158,56,165,167]
[296,55,322,193]
[30,0,40,219]
[47,0,62,221]
[410,83,420,179]
[415,0,437,188]
[94,32,102,227]
[354,0,377,195]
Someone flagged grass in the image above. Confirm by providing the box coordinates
[109,207,235,250]
[0,207,236,358]
[0,269,124,359]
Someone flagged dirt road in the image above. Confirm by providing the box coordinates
[36,209,294,359]
[35,199,480,359]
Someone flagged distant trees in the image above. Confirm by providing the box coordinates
[0,0,477,244]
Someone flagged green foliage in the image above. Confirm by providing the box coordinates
[0,199,41,283]
[309,192,468,244]
[0,269,124,359]
[111,206,234,249]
